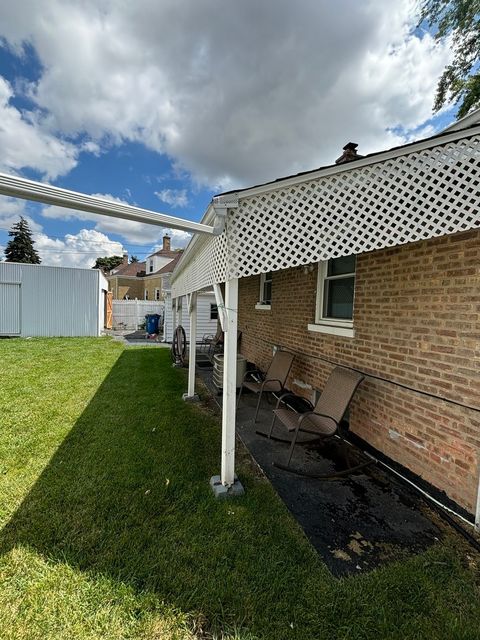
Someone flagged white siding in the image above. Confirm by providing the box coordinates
[163,290,218,343]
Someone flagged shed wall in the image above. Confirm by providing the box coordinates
[0,263,102,337]
[237,230,480,513]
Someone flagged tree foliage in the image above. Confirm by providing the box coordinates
[4,217,41,264]
[130,255,139,263]
[92,255,124,272]
[421,0,480,118]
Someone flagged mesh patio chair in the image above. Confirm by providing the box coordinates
[267,367,367,477]
[200,326,224,358]
[236,350,294,423]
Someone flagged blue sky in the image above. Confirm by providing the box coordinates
[0,1,456,267]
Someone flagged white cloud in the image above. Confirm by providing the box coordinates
[0,196,42,234]
[33,228,124,268]
[0,77,79,179]
[42,194,171,244]
[152,228,191,250]
[0,0,453,189]
[155,188,189,208]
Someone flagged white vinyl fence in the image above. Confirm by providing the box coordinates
[112,300,165,330]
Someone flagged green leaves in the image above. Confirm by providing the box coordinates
[421,0,480,117]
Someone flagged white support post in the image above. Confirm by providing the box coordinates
[183,292,199,402]
[209,277,244,497]
[172,297,177,336]
[213,283,227,332]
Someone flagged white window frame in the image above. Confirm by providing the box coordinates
[308,258,356,338]
[155,288,161,301]
[255,272,272,310]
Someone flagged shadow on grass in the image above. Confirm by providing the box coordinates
[0,348,326,636]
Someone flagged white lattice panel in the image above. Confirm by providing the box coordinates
[173,133,480,296]
[172,231,227,297]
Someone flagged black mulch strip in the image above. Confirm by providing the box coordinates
[198,368,441,577]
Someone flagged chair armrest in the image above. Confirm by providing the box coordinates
[261,377,283,391]
[298,411,338,429]
[243,368,264,383]
[273,392,300,409]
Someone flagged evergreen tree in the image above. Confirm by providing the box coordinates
[130,255,139,263]
[5,217,41,264]
[421,0,480,118]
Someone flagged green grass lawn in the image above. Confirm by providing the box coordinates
[0,337,479,640]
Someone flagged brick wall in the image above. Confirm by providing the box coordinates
[109,277,144,300]
[143,276,163,301]
[237,230,480,513]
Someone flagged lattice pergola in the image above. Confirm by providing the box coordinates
[172,127,480,298]
[170,122,480,500]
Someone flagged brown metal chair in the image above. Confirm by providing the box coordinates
[268,367,365,476]
[236,350,294,422]
[200,326,223,356]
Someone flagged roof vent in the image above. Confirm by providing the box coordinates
[335,142,363,165]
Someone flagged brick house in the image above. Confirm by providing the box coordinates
[171,111,480,521]
[107,235,182,300]
[107,254,146,300]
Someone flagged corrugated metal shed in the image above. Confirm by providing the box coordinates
[0,263,107,337]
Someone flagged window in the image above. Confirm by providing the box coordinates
[256,272,272,310]
[210,303,218,320]
[155,288,161,301]
[308,255,356,337]
[144,290,149,300]
[149,260,154,273]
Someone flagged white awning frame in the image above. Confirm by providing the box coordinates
[0,172,225,236]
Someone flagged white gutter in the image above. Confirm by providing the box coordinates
[0,172,221,236]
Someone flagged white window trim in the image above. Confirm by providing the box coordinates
[308,259,355,338]
[256,272,272,310]
[155,288,161,301]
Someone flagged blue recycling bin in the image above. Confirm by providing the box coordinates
[145,314,160,334]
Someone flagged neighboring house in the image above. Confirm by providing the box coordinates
[107,235,182,300]
[107,254,146,300]
[0,262,108,337]
[171,111,480,521]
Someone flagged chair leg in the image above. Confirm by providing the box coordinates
[236,383,244,410]
[286,424,301,467]
[253,390,264,423]
[268,412,277,438]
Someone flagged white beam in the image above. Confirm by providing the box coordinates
[213,283,227,332]
[187,292,197,398]
[0,172,217,236]
[221,278,238,487]
[172,297,177,335]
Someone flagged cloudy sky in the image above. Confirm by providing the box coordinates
[0,0,455,267]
